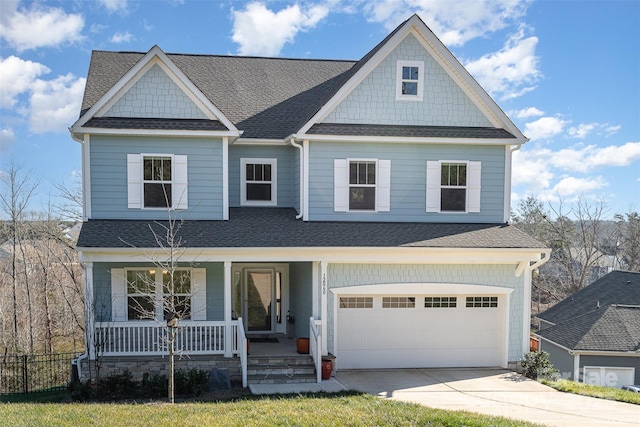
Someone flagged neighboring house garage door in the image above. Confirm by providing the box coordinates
[333,284,511,370]
[583,367,635,389]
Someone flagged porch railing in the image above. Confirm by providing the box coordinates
[95,321,228,356]
[309,317,322,383]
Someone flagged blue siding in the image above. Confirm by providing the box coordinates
[90,135,224,220]
[308,141,506,222]
[539,339,575,380]
[289,262,313,338]
[93,262,224,322]
[228,145,297,208]
[324,34,491,127]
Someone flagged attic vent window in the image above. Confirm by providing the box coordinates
[396,60,424,101]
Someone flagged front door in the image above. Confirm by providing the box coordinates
[245,269,274,332]
[232,265,288,335]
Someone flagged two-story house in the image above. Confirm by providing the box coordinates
[70,15,549,387]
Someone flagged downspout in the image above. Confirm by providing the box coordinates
[288,137,304,219]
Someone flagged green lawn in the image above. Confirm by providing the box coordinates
[541,379,640,405]
[0,392,542,427]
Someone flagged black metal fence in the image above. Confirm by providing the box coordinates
[0,352,76,394]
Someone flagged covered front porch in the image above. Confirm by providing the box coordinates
[82,259,328,387]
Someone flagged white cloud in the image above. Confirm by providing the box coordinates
[0,128,16,153]
[232,2,329,56]
[464,26,540,100]
[551,142,640,173]
[363,0,531,47]
[90,23,108,34]
[524,116,568,141]
[0,56,50,108]
[29,74,86,134]
[567,123,597,139]
[604,125,621,137]
[540,176,609,201]
[513,107,544,119]
[512,148,554,191]
[111,31,134,44]
[99,0,129,13]
[0,2,84,51]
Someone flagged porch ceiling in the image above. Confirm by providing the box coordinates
[77,208,545,250]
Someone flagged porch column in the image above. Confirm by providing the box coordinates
[312,261,319,318]
[83,261,96,359]
[224,261,232,357]
[320,261,328,355]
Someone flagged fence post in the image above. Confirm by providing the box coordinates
[22,355,28,394]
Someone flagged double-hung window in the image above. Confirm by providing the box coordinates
[396,60,424,101]
[143,156,172,208]
[111,268,206,322]
[426,160,481,213]
[241,158,277,206]
[127,154,188,210]
[334,159,391,212]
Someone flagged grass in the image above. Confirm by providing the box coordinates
[0,389,69,403]
[0,392,543,427]
[541,379,640,405]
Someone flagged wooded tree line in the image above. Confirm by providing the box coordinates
[0,164,84,356]
[512,196,639,314]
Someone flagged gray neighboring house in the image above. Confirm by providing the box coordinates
[535,270,640,387]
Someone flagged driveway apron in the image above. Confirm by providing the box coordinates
[333,368,640,427]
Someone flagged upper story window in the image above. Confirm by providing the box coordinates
[349,161,376,210]
[334,159,391,213]
[396,60,424,101]
[127,154,188,210]
[241,158,277,206]
[143,156,172,208]
[426,160,481,213]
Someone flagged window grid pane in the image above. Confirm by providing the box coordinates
[382,297,415,308]
[340,297,373,309]
[465,296,498,308]
[424,296,457,308]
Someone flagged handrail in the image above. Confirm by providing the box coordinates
[237,317,247,388]
[309,317,322,383]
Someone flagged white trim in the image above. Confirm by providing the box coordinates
[128,153,189,210]
[295,134,522,145]
[111,268,127,322]
[173,154,188,210]
[333,159,349,212]
[303,140,310,221]
[191,268,207,321]
[78,247,551,264]
[396,60,424,101]
[522,266,532,356]
[83,262,95,359]
[320,261,328,354]
[71,127,240,139]
[330,282,514,296]
[240,158,277,207]
[224,261,232,357]
[222,137,229,220]
[574,353,581,382]
[233,138,289,146]
[426,160,481,213]
[82,135,92,220]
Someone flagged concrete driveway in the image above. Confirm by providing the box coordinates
[333,368,640,427]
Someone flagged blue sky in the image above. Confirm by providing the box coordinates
[1,0,639,218]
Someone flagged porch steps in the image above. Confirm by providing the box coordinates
[247,355,317,384]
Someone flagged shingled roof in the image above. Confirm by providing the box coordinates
[536,304,640,352]
[538,271,640,325]
[76,208,545,249]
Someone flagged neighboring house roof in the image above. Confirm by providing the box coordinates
[537,271,640,325]
[76,208,545,249]
[536,304,640,352]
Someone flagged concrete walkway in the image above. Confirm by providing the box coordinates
[333,368,640,427]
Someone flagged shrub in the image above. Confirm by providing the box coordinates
[97,370,138,400]
[67,380,94,401]
[520,351,559,380]
[175,368,209,396]
[141,372,168,398]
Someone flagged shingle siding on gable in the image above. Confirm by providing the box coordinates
[323,34,491,127]
[105,64,208,119]
[307,141,505,222]
[326,263,524,362]
[90,135,224,220]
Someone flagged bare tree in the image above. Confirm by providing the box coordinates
[614,211,640,271]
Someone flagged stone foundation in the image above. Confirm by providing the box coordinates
[80,355,242,383]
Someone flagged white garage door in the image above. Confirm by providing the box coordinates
[583,367,635,389]
[336,294,507,369]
